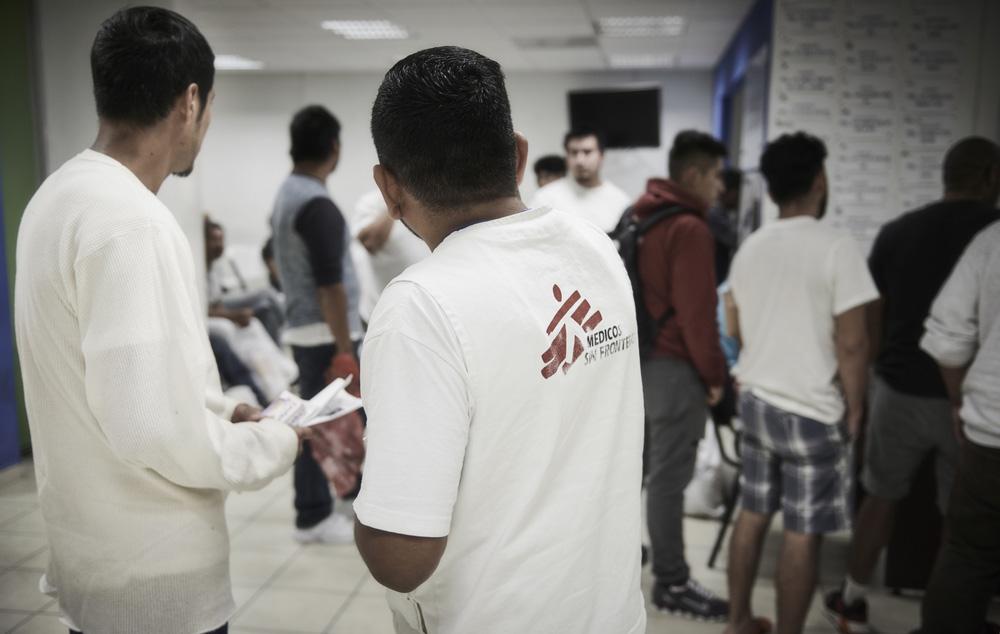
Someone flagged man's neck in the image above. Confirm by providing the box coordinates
[91,121,174,193]
[574,175,601,189]
[778,201,818,219]
[293,163,330,182]
[942,190,984,203]
[425,196,527,250]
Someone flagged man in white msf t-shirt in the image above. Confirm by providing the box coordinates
[529,128,631,232]
[353,46,646,634]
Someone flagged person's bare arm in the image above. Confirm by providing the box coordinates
[835,303,871,437]
[208,302,253,327]
[723,290,741,347]
[938,364,969,442]
[317,283,354,356]
[357,212,395,254]
[355,521,447,593]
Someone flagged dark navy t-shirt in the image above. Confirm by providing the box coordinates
[869,199,999,397]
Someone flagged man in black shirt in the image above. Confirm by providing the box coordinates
[825,137,1000,633]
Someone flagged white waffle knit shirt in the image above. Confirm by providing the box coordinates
[13,149,299,634]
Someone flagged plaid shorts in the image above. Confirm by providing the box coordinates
[739,391,852,534]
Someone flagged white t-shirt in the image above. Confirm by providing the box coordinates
[354,206,646,634]
[350,189,430,319]
[729,216,879,423]
[529,177,631,233]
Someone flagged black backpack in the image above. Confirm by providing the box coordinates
[610,204,684,358]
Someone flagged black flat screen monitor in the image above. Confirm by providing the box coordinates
[568,88,661,148]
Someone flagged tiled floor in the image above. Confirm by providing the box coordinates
[0,460,994,633]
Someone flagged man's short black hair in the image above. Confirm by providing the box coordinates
[204,217,222,236]
[563,128,606,153]
[91,6,214,127]
[943,136,1000,193]
[722,168,742,192]
[668,130,727,180]
[371,46,518,211]
[290,105,340,164]
[759,132,828,206]
[534,155,566,176]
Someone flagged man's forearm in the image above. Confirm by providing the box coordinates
[317,284,353,355]
[938,364,968,408]
[837,341,868,420]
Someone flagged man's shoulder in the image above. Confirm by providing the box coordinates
[601,180,630,201]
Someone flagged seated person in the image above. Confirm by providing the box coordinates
[205,217,284,343]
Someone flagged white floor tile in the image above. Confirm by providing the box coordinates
[270,551,368,594]
[11,614,70,634]
[0,570,50,611]
[233,587,348,632]
[0,503,36,526]
[0,612,31,632]
[230,551,297,587]
[0,533,46,568]
[330,596,394,634]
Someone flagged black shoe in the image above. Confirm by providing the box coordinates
[823,587,869,633]
[652,578,728,622]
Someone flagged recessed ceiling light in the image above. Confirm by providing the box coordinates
[608,54,677,68]
[597,16,685,37]
[321,19,409,40]
[215,54,264,70]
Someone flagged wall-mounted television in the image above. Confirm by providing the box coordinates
[567,88,661,148]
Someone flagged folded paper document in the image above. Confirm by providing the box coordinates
[262,376,363,428]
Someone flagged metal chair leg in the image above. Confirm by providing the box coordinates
[708,474,742,569]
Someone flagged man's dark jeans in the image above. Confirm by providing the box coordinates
[291,343,337,529]
[919,439,1000,634]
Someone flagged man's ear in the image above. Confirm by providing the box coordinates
[374,164,403,219]
[814,169,828,198]
[180,83,199,124]
[514,131,529,187]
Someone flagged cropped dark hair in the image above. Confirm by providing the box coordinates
[943,136,1000,193]
[534,155,566,176]
[290,105,340,163]
[371,46,518,211]
[563,128,606,153]
[91,6,214,126]
[668,130,727,180]
[759,132,828,206]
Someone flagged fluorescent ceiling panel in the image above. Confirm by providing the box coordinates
[321,19,409,40]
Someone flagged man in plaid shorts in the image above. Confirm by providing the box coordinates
[722,132,879,634]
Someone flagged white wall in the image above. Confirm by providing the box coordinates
[201,69,714,249]
[33,0,714,260]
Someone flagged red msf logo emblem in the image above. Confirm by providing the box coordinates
[541,283,603,379]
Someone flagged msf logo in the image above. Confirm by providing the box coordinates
[541,283,603,379]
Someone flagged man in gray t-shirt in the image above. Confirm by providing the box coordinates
[916,219,1000,634]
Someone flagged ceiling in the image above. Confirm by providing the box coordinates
[173,0,754,73]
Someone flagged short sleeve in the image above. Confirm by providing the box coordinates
[830,236,880,315]
[920,227,990,367]
[353,281,471,538]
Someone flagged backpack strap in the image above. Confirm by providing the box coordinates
[635,205,685,327]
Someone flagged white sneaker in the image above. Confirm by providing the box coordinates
[294,513,355,544]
